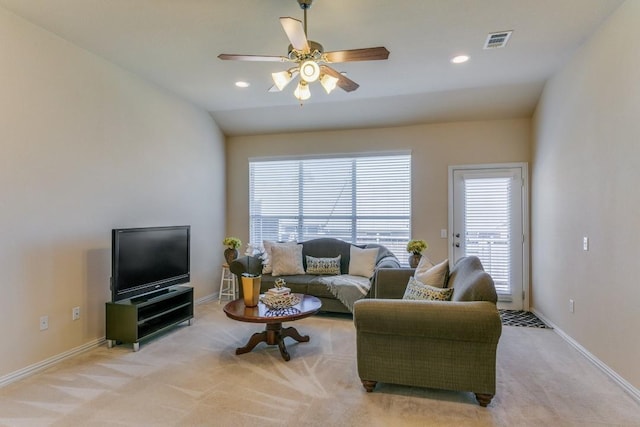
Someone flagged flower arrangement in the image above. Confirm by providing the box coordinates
[223,236,242,249]
[406,239,428,255]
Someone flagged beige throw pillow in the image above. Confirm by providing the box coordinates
[348,246,379,278]
[414,258,449,288]
[413,255,434,275]
[261,240,297,274]
[270,244,305,276]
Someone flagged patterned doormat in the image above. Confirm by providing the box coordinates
[499,310,551,328]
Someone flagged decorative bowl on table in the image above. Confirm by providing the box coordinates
[260,293,301,309]
[264,307,301,317]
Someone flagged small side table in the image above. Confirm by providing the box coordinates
[218,263,237,303]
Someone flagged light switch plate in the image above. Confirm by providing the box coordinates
[583,236,589,251]
[441,229,447,239]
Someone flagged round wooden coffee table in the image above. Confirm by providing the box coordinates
[223,294,322,361]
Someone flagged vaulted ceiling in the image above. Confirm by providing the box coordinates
[0,0,624,136]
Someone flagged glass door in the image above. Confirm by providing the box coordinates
[449,164,528,310]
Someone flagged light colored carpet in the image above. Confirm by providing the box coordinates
[1,300,639,426]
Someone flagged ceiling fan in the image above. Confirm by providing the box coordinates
[218,0,390,101]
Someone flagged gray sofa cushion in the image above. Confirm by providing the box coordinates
[301,238,354,273]
[300,238,398,274]
[306,280,339,299]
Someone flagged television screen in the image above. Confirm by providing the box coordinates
[111,226,190,302]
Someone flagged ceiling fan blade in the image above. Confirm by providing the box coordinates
[218,53,288,62]
[321,65,359,92]
[323,47,390,63]
[280,17,310,52]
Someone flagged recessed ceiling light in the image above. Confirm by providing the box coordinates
[451,55,470,64]
[235,81,250,88]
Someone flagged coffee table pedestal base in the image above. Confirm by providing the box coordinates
[236,323,309,361]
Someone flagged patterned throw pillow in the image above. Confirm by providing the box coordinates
[403,277,454,301]
[306,255,341,275]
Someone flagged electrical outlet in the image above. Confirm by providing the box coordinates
[40,315,49,331]
[72,306,80,321]
[569,299,575,313]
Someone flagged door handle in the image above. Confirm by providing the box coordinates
[454,243,460,247]
[455,233,460,238]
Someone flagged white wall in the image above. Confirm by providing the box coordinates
[226,119,531,262]
[532,0,640,390]
[0,7,226,378]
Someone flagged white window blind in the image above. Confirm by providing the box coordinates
[249,154,411,263]
[463,176,512,298]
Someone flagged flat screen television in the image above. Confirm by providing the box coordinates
[111,225,190,302]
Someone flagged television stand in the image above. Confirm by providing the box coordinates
[130,288,173,303]
[106,285,193,351]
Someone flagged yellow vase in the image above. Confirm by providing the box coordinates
[241,275,261,307]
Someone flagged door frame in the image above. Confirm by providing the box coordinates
[447,163,530,311]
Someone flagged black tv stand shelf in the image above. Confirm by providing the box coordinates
[106,285,193,351]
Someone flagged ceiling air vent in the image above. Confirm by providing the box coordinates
[484,31,513,49]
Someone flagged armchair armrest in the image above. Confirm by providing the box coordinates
[353,299,501,343]
[229,256,263,278]
[372,268,415,299]
[368,258,404,298]
[375,256,401,269]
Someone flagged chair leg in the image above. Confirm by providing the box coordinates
[475,393,494,407]
[361,380,377,392]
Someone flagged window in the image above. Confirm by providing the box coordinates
[249,153,411,263]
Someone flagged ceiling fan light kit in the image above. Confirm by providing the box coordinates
[300,60,320,83]
[272,69,295,90]
[320,74,339,94]
[218,0,389,103]
[294,81,311,101]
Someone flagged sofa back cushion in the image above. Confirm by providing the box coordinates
[301,238,401,274]
[447,256,498,303]
[301,238,354,273]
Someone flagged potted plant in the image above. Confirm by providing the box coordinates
[223,236,242,265]
[406,239,428,268]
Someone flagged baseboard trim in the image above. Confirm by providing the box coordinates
[195,293,218,305]
[0,293,222,389]
[532,308,640,403]
[0,337,105,388]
